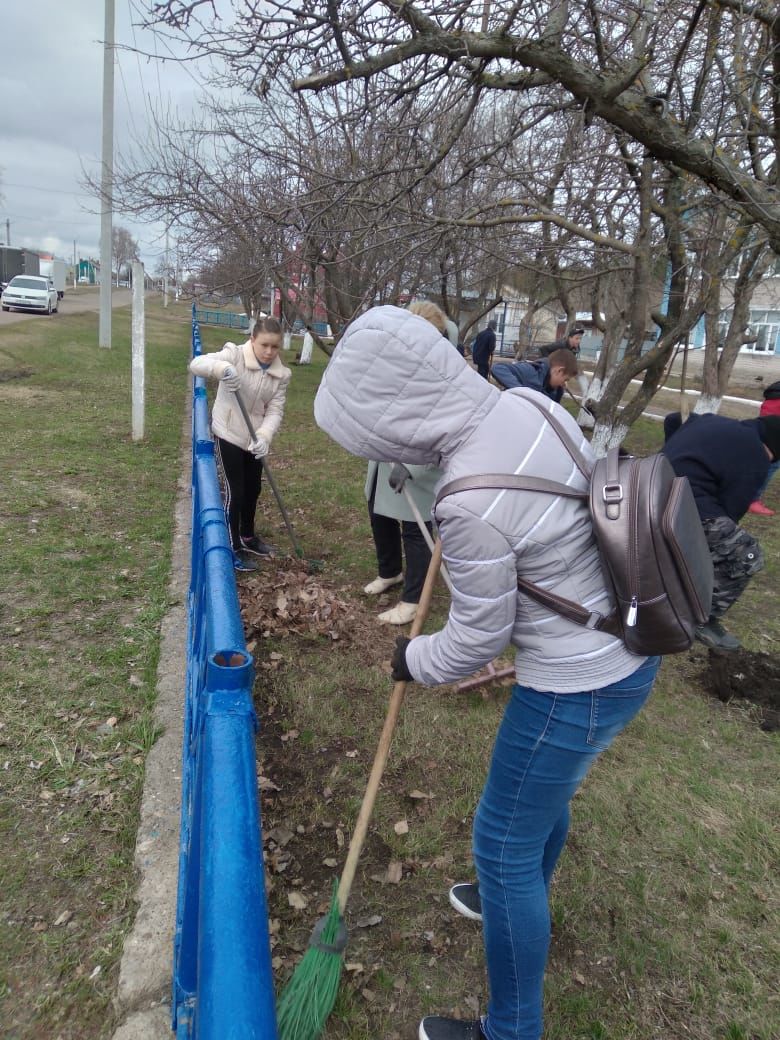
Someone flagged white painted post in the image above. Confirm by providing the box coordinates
[163,227,169,308]
[131,261,145,441]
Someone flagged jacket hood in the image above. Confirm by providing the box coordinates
[314,306,498,465]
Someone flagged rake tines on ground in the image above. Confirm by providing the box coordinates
[275,541,444,1040]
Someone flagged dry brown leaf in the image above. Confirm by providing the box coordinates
[356,914,382,928]
[386,861,403,884]
[287,891,308,910]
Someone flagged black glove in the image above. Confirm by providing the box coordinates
[390,635,414,683]
[388,462,412,493]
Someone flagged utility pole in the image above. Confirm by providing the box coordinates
[5,219,10,246]
[99,0,115,348]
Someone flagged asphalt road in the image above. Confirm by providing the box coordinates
[0,286,133,326]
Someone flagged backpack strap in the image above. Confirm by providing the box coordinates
[512,393,591,480]
[435,473,586,509]
[516,578,622,637]
[434,474,620,638]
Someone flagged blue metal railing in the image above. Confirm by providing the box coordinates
[172,307,278,1038]
[193,308,251,332]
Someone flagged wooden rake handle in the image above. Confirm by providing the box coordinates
[336,539,443,913]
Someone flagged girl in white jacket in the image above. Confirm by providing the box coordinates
[189,317,292,571]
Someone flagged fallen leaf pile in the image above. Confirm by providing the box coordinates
[240,562,356,641]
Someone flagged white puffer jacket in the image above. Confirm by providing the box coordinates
[189,339,292,449]
[315,306,645,692]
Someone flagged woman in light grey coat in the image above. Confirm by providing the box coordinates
[315,306,659,1040]
[362,300,449,625]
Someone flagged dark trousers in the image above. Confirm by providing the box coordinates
[703,516,764,618]
[476,360,491,379]
[368,474,432,604]
[216,437,263,550]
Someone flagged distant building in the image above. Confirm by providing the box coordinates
[77,259,97,285]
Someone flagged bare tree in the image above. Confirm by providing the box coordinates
[148,1,780,250]
[112,226,140,286]
[122,3,778,444]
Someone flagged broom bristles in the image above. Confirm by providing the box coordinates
[277,885,345,1040]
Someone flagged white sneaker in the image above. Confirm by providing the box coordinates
[377,601,418,625]
[363,573,403,595]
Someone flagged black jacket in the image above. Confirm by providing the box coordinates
[662,413,769,522]
[472,327,496,365]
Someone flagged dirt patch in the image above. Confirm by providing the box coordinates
[0,383,58,402]
[0,367,32,382]
[699,648,780,731]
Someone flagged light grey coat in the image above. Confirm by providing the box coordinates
[315,306,644,693]
[189,340,292,449]
[365,461,439,523]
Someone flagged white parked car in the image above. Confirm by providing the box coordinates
[1,275,59,314]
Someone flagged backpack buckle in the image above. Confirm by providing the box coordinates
[602,483,623,504]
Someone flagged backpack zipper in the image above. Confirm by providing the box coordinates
[626,459,640,627]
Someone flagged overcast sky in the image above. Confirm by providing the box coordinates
[0,1,209,271]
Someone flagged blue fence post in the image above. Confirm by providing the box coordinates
[173,312,278,1039]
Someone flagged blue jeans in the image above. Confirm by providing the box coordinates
[473,657,661,1040]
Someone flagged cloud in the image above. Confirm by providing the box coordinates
[1,0,208,267]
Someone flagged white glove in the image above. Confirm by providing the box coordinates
[250,435,269,459]
[221,365,241,391]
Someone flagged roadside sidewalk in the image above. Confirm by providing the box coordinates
[111,407,191,1040]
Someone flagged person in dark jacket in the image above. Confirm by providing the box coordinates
[472,321,497,379]
[663,412,780,649]
[537,324,584,358]
[492,349,578,403]
[748,381,780,515]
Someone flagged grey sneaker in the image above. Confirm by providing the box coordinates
[419,1017,487,1040]
[695,619,741,650]
[233,552,259,573]
[448,882,482,922]
[240,534,274,557]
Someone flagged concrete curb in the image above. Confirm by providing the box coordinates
[111,406,192,1040]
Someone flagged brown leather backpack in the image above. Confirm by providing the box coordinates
[434,397,714,656]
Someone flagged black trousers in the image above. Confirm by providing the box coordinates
[367,471,432,604]
[216,437,263,550]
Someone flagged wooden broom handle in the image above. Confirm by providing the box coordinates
[337,539,443,913]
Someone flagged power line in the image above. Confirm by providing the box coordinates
[3,211,100,229]
[3,181,92,199]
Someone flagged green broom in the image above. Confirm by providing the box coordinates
[276,540,444,1039]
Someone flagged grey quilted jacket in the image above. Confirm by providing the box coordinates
[314,306,644,692]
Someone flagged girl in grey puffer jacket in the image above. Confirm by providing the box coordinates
[315,306,659,1040]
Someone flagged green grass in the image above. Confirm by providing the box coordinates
[0,299,191,1039]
